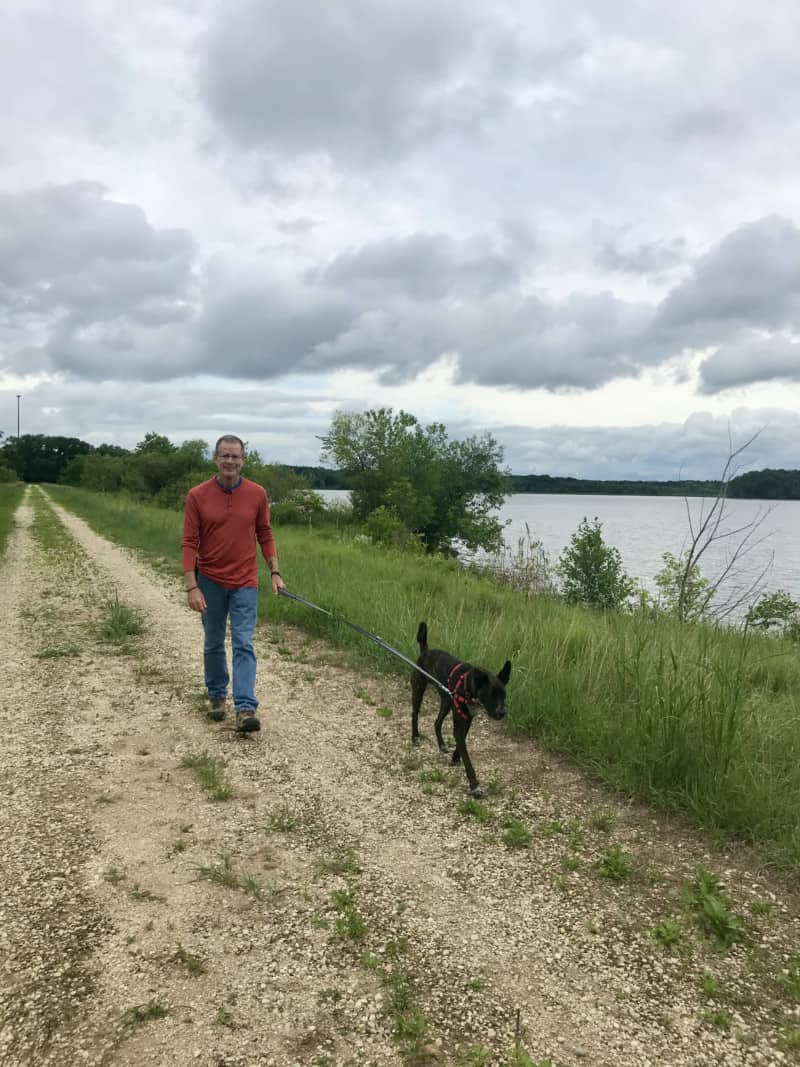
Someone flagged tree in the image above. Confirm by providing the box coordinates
[5,434,92,483]
[320,408,509,554]
[134,432,176,455]
[558,517,635,611]
[668,432,774,623]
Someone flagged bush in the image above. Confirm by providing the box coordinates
[745,591,800,641]
[557,517,635,611]
[654,551,713,622]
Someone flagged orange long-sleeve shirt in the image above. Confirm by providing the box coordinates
[181,477,277,588]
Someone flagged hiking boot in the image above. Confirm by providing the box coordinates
[235,710,261,733]
[207,697,227,722]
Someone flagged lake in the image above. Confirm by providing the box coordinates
[318,491,800,610]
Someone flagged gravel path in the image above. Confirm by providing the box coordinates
[0,485,798,1066]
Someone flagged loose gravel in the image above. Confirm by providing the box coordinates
[0,485,798,1067]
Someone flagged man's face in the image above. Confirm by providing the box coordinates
[214,444,245,481]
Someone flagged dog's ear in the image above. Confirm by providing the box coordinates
[498,660,511,685]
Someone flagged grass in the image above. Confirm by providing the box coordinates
[97,593,145,645]
[180,751,234,801]
[35,643,81,659]
[263,804,299,832]
[330,889,368,943]
[459,798,492,823]
[0,482,26,558]
[778,956,800,1001]
[502,818,532,849]
[128,882,165,903]
[121,1000,170,1028]
[172,943,207,976]
[652,920,685,953]
[194,854,267,899]
[684,867,745,951]
[316,847,362,877]
[44,483,800,870]
[596,845,634,882]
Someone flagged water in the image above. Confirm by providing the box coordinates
[318,490,800,609]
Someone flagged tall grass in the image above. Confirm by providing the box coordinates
[47,485,800,868]
[0,483,26,557]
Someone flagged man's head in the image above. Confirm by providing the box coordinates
[213,435,245,485]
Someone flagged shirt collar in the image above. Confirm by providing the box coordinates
[215,476,243,494]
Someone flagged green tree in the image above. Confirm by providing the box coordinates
[134,431,177,455]
[745,591,800,640]
[558,517,635,611]
[654,551,713,622]
[7,434,92,483]
[321,408,508,554]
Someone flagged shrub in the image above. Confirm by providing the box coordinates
[745,590,800,640]
[558,517,635,611]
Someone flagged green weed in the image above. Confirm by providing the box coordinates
[122,1000,170,1028]
[596,845,634,881]
[502,818,532,849]
[180,751,234,801]
[459,798,492,823]
[652,920,685,952]
[98,593,145,644]
[172,944,207,976]
[685,868,744,951]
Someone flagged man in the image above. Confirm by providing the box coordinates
[181,434,285,733]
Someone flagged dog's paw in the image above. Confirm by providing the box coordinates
[412,736,422,747]
[469,786,483,799]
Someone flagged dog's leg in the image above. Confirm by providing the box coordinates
[434,694,450,752]
[452,717,481,796]
[411,674,427,746]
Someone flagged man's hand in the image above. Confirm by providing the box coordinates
[187,587,206,612]
[270,572,286,595]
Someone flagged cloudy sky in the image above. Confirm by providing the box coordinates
[1,0,799,479]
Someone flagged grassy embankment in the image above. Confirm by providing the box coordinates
[46,484,800,870]
[0,483,26,556]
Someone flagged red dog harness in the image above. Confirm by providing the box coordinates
[447,662,472,721]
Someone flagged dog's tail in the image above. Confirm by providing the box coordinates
[416,621,428,653]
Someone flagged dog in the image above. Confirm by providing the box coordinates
[411,621,511,797]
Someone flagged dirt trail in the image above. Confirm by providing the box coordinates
[0,485,798,1067]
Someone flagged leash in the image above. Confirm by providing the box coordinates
[277,587,453,699]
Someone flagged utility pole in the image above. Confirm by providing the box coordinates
[16,395,21,480]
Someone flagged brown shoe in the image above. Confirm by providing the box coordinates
[207,697,227,722]
[235,710,261,733]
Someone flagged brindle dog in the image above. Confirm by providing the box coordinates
[411,622,511,797]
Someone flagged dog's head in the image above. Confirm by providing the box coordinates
[471,660,511,720]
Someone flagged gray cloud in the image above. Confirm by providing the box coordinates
[666,106,747,142]
[492,409,800,481]
[3,181,798,401]
[699,334,800,393]
[0,183,198,379]
[315,232,524,301]
[595,234,688,276]
[200,0,486,165]
[656,216,800,339]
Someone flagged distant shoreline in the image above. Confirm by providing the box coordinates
[295,466,800,501]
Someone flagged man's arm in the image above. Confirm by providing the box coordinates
[182,491,206,611]
[255,491,284,593]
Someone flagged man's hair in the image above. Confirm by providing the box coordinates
[214,434,246,457]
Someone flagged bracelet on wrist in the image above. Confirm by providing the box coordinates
[271,571,281,577]
[186,586,198,592]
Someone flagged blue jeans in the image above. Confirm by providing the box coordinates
[197,573,259,712]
